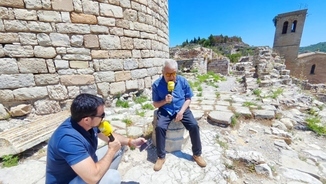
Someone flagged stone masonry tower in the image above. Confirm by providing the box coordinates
[273,9,307,67]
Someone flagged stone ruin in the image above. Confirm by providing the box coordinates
[233,46,291,87]
[0,0,169,120]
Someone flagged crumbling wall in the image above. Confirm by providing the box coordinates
[207,58,229,76]
[0,0,169,118]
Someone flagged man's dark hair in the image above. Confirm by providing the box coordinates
[70,93,105,122]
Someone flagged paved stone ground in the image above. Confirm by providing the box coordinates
[118,119,226,184]
[1,74,326,184]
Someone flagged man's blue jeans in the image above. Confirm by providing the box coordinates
[155,108,202,158]
[69,146,125,184]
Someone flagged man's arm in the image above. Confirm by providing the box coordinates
[175,98,191,122]
[71,139,121,184]
[99,132,146,147]
[180,98,191,114]
[153,98,168,108]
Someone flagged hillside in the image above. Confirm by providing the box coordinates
[299,42,326,53]
[170,34,256,63]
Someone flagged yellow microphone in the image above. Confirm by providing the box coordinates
[98,120,115,142]
[167,81,175,94]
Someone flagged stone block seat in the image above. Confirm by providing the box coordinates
[151,110,189,153]
[0,110,70,157]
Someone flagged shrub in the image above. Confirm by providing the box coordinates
[133,95,148,104]
[142,103,154,110]
[1,154,19,168]
[306,116,326,136]
[116,99,129,108]
[122,118,133,126]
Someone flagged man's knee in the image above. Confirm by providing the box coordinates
[99,169,121,184]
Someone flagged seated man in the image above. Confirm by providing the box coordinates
[151,60,207,171]
[46,93,146,184]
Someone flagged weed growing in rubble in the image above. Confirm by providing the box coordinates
[306,116,326,136]
[230,116,238,128]
[256,78,261,84]
[242,101,257,107]
[197,86,203,91]
[133,95,148,104]
[215,92,220,98]
[253,89,262,97]
[269,88,284,99]
[136,110,145,117]
[189,81,201,90]
[122,118,133,126]
[116,99,129,108]
[1,154,19,168]
[190,68,198,73]
[141,103,154,110]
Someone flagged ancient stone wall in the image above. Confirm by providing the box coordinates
[0,0,169,117]
[207,58,229,76]
[176,58,207,74]
[294,52,326,84]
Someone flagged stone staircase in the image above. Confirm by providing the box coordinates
[0,110,70,157]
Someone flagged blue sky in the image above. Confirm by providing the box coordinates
[168,0,326,47]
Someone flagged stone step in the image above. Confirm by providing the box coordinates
[0,111,70,157]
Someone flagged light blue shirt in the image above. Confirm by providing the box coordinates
[152,75,193,116]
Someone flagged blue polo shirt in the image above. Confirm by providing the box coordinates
[152,75,193,116]
[46,117,99,184]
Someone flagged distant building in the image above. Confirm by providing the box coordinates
[273,9,307,65]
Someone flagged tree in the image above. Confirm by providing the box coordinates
[208,34,215,46]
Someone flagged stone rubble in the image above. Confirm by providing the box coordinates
[0,70,326,183]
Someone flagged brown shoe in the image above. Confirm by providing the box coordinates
[154,158,165,171]
[193,155,207,167]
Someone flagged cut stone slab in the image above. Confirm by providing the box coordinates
[200,100,216,105]
[233,106,252,118]
[214,105,231,112]
[207,111,234,125]
[280,167,322,184]
[191,109,205,120]
[0,110,70,157]
[281,155,320,179]
[0,160,46,184]
[252,110,275,119]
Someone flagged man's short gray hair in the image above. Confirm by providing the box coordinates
[163,60,178,71]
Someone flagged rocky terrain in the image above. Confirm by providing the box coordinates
[1,48,326,184]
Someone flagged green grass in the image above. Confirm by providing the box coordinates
[230,116,237,128]
[190,68,198,73]
[133,95,148,104]
[269,88,284,99]
[116,99,129,108]
[136,110,145,117]
[215,92,220,98]
[122,118,133,126]
[242,101,257,107]
[306,116,326,136]
[197,92,202,97]
[1,154,19,168]
[197,86,203,91]
[189,81,201,90]
[252,89,261,97]
[141,103,154,110]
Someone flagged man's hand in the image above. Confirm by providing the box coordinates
[108,139,121,153]
[165,94,173,103]
[175,111,183,122]
[132,137,147,147]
